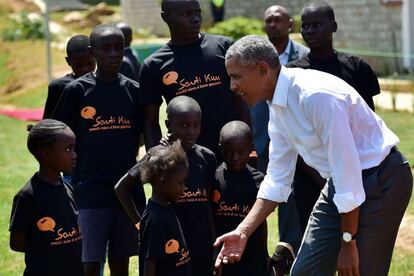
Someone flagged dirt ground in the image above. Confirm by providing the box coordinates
[396,214,414,253]
[3,0,40,13]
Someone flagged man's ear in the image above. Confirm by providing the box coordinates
[65,56,70,66]
[257,61,269,76]
[288,18,293,32]
[161,11,168,23]
[331,21,338,33]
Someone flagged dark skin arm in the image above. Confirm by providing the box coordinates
[338,207,360,276]
[143,258,156,276]
[114,174,142,225]
[143,104,162,150]
[10,232,26,252]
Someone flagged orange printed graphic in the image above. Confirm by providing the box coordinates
[37,217,56,232]
[165,239,180,254]
[163,71,179,85]
[212,190,221,203]
[80,106,96,120]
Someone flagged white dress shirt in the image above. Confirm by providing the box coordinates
[257,66,399,213]
[277,39,291,66]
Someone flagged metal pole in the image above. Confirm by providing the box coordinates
[402,0,414,70]
[44,0,52,82]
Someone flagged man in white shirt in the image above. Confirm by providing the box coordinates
[250,6,309,274]
[214,35,413,276]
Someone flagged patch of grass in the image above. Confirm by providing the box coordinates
[0,116,37,276]
[377,109,414,165]
[389,250,414,275]
[1,83,47,108]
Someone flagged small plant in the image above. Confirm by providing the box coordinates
[292,15,302,33]
[2,12,46,41]
[207,16,265,40]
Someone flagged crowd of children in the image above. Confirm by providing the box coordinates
[9,0,406,276]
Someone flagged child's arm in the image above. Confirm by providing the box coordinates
[143,258,156,276]
[9,232,26,252]
[9,189,33,253]
[115,173,142,227]
[143,105,162,150]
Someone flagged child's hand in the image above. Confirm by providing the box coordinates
[159,133,173,147]
[248,151,258,169]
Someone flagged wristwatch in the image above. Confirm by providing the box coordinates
[342,232,356,243]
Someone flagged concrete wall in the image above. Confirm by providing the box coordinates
[121,0,404,74]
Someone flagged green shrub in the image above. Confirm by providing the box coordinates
[2,12,45,41]
[292,15,301,33]
[207,16,265,40]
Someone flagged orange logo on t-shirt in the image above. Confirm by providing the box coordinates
[80,106,96,120]
[163,71,179,85]
[213,190,221,203]
[165,239,180,254]
[37,217,56,232]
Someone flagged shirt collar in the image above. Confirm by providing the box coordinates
[279,39,292,57]
[269,66,292,108]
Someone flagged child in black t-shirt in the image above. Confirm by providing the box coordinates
[43,35,95,119]
[212,121,268,276]
[53,24,145,276]
[135,141,192,276]
[115,95,217,276]
[9,119,83,276]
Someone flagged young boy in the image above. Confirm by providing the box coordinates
[212,121,268,276]
[43,35,95,119]
[137,141,192,276]
[115,95,217,276]
[53,24,145,276]
[116,22,141,82]
[286,0,382,234]
[9,119,83,275]
[141,0,249,160]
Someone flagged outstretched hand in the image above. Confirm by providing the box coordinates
[213,229,249,269]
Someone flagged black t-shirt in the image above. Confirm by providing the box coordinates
[129,144,217,275]
[119,47,141,82]
[286,51,380,110]
[139,199,192,276]
[43,74,76,119]
[139,33,236,156]
[212,163,268,276]
[9,173,83,276]
[53,72,145,209]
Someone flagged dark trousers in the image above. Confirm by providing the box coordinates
[291,148,413,275]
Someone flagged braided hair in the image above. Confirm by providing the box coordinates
[27,119,71,159]
[140,140,188,184]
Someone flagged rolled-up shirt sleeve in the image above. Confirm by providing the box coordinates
[305,93,365,213]
[257,119,297,203]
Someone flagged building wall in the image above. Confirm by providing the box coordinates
[121,0,403,74]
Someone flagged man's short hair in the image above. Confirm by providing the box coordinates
[302,0,335,21]
[225,35,280,69]
[90,24,124,48]
[166,95,201,120]
[66,35,90,58]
